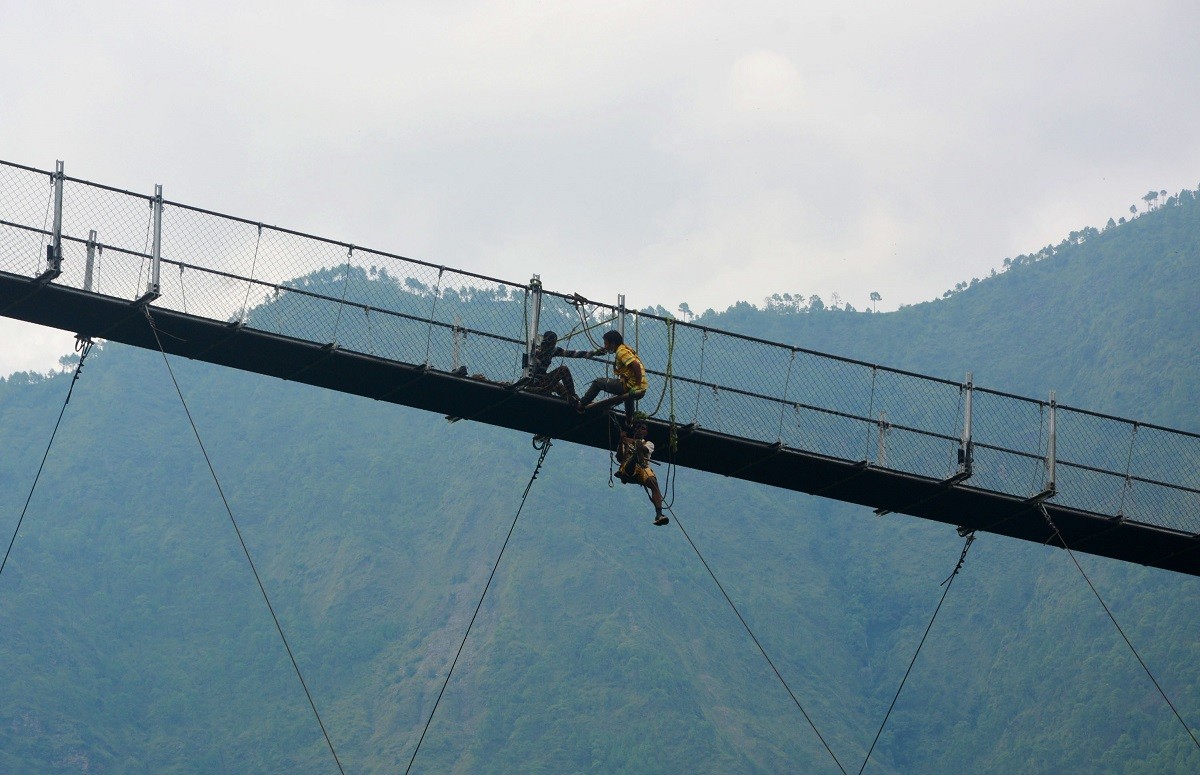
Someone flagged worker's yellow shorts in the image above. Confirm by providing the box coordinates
[625,465,655,486]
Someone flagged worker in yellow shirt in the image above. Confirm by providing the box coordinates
[577,330,648,425]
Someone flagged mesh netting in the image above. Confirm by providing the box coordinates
[2,159,1197,535]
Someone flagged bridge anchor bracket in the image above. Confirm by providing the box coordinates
[35,268,61,286]
[133,290,161,308]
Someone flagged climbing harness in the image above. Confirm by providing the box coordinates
[406,438,553,774]
[0,336,95,580]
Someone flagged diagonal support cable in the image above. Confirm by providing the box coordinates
[857,530,976,774]
[142,308,345,774]
[405,437,552,774]
[1038,503,1200,752]
[1,337,94,579]
[668,506,849,775]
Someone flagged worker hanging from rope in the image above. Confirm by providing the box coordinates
[615,417,669,526]
[577,330,647,426]
[523,330,597,408]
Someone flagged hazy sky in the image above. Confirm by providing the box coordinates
[3,0,1199,375]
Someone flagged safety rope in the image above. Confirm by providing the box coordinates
[0,336,94,580]
[1037,503,1200,753]
[568,298,612,350]
[141,307,346,775]
[405,437,552,774]
[645,318,675,418]
[857,530,976,774]
[667,506,849,775]
[607,414,615,488]
[663,347,680,510]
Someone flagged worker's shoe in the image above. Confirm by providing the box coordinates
[653,513,669,526]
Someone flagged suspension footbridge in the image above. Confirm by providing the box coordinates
[2,159,1197,577]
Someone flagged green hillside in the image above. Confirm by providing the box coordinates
[0,188,1198,773]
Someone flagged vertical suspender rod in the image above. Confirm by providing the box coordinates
[523,274,542,379]
[84,229,98,292]
[147,184,163,299]
[43,160,65,279]
[1045,391,1057,495]
[958,371,974,476]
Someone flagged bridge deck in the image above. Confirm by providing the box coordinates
[3,271,1196,578]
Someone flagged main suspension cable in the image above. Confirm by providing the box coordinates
[668,506,849,775]
[1038,503,1200,752]
[1,337,94,580]
[405,437,553,774]
[857,530,976,774]
[142,308,345,774]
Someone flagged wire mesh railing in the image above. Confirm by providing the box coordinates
[2,159,1198,536]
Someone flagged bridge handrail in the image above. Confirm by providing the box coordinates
[1,158,1196,536]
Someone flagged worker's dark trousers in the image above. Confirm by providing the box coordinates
[539,365,576,397]
[581,378,644,423]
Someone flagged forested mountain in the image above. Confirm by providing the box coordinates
[1,188,1198,773]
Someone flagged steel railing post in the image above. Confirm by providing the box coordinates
[1045,391,1057,494]
[147,184,163,299]
[523,274,542,379]
[84,229,97,292]
[43,160,65,279]
[452,314,463,372]
[958,371,974,476]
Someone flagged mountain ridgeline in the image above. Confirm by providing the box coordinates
[1,189,1198,773]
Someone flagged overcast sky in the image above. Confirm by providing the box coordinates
[3,0,1198,375]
